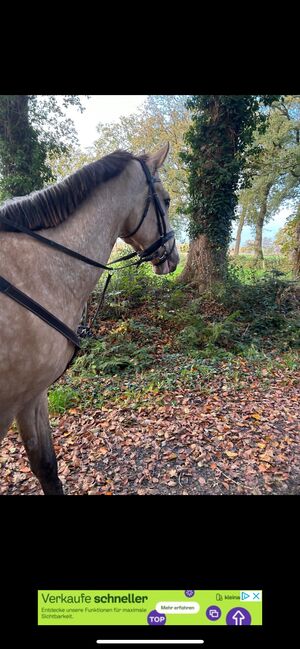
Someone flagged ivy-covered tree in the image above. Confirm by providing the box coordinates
[0,95,85,200]
[180,95,280,289]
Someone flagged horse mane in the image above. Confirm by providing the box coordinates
[0,150,146,232]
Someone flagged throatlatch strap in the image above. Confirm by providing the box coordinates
[0,275,81,349]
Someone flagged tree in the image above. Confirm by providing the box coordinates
[47,147,93,182]
[235,96,300,264]
[234,198,249,256]
[238,177,273,265]
[180,95,280,290]
[0,96,49,197]
[0,95,85,199]
[275,203,300,277]
[294,209,300,277]
[93,95,191,238]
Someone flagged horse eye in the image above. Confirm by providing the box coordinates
[164,198,171,208]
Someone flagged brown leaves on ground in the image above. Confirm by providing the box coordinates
[1,366,299,495]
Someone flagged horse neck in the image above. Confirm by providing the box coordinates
[43,173,133,306]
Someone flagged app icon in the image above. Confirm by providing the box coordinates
[185,590,195,597]
[206,606,222,621]
[226,607,251,626]
[147,610,166,625]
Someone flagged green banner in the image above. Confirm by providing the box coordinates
[38,590,262,626]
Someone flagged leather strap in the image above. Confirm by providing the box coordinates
[0,275,81,349]
[0,213,114,270]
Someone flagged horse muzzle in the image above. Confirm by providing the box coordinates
[152,245,180,275]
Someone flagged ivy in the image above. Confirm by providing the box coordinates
[181,95,281,248]
[0,95,85,200]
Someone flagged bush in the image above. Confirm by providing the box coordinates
[206,269,300,351]
[90,244,174,321]
[72,336,155,376]
[48,386,79,414]
[176,311,241,352]
[230,254,292,275]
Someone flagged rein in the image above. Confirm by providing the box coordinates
[0,158,175,355]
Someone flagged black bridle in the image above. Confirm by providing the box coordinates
[120,157,175,267]
[0,157,176,355]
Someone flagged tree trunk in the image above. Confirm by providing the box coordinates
[254,183,272,266]
[293,218,300,278]
[180,235,227,292]
[254,218,264,263]
[234,208,246,256]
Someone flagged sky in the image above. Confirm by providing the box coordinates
[67,95,147,149]
[68,95,289,244]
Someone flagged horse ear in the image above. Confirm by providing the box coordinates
[147,143,170,172]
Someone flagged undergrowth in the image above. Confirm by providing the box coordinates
[49,255,299,413]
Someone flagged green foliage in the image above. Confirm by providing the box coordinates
[176,311,240,352]
[47,148,92,182]
[0,96,50,197]
[230,254,292,276]
[210,266,300,351]
[58,255,299,410]
[181,95,281,247]
[97,264,155,319]
[236,96,300,255]
[48,386,79,414]
[29,95,85,157]
[0,95,86,199]
[92,245,176,321]
[72,335,155,376]
[275,202,300,266]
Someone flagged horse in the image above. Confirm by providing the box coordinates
[0,143,179,495]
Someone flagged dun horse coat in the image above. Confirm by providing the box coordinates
[0,144,179,494]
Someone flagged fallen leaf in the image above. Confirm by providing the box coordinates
[98,447,108,455]
[258,463,271,472]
